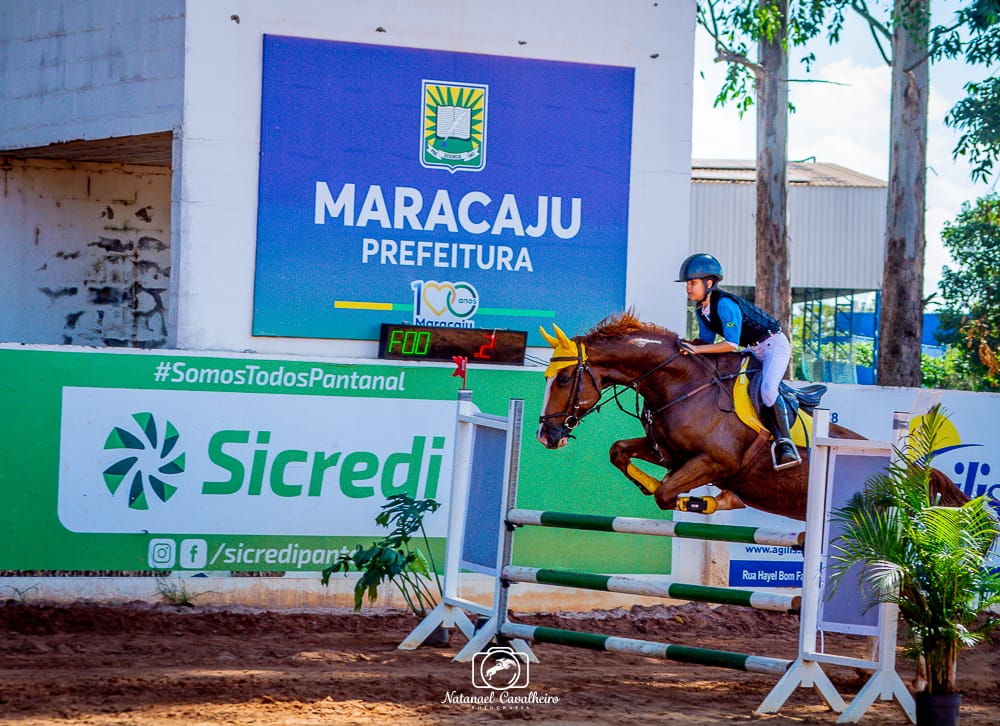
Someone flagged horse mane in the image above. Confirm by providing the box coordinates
[582,310,679,342]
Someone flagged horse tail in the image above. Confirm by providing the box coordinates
[929,467,971,507]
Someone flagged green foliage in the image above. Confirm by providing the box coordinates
[947,76,1000,183]
[935,194,1000,387]
[155,578,209,607]
[920,345,980,390]
[697,0,832,115]
[944,1,1000,180]
[830,406,1000,694]
[2,584,39,604]
[321,494,443,616]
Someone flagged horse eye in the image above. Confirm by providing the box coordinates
[556,371,572,386]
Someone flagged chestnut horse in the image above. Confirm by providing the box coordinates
[536,311,968,522]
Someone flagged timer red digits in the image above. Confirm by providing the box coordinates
[474,331,497,360]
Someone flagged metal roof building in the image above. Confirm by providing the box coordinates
[690,159,886,301]
[690,159,888,383]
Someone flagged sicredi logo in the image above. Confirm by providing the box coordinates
[103,413,186,510]
[58,387,455,536]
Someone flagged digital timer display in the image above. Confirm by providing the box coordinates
[378,324,527,365]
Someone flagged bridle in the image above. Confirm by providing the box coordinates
[538,336,743,440]
[537,341,602,440]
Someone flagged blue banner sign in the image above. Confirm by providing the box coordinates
[254,36,634,343]
[729,560,804,588]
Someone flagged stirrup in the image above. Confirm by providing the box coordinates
[771,439,801,471]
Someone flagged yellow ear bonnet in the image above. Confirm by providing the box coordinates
[540,324,587,377]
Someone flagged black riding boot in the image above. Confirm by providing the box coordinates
[765,397,802,471]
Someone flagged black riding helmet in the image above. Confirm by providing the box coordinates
[676,253,724,283]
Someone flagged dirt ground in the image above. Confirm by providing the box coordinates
[1,600,998,725]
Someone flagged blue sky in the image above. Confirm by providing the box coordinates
[690,1,998,301]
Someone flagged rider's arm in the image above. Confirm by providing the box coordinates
[686,297,741,355]
[686,339,738,354]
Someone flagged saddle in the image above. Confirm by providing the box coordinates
[735,358,827,448]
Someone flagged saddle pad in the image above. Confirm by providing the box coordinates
[733,359,812,449]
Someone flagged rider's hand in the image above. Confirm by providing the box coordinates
[679,341,698,355]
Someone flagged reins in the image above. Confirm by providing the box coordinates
[641,350,742,419]
[541,336,748,437]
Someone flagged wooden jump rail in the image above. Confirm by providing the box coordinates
[492,507,805,672]
[499,622,792,675]
[506,508,805,549]
[502,565,801,613]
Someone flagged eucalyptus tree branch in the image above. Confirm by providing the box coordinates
[849,0,891,42]
[787,77,850,86]
[697,0,764,76]
[715,47,764,76]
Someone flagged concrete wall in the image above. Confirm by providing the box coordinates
[0,1,695,356]
[175,0,696,356]
[0,0,184,147]
[0,158,172,346]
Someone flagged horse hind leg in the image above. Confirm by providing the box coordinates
[673,488,747,514]
[716,490,747,510]
[609,439,747,515]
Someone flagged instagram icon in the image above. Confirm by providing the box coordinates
[147,538,176,568]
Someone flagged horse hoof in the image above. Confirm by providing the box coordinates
[677,496,717,515]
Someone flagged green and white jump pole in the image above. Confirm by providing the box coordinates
[502,565,801,613]
[499,621,792,675]
[507,508,805,548]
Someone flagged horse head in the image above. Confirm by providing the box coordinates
[536,323,603,449]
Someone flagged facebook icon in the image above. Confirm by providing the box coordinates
[179,539,208,569]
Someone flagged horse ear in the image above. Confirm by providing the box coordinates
[539,326,559,348]
[553,324,573,348]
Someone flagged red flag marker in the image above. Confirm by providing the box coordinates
[452,355,468,388]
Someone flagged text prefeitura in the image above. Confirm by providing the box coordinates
[314,182,583,272]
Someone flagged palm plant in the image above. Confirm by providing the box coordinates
[829,405,1000,696]
[321,494,444,617]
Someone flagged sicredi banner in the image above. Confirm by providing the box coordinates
[0,346,675,575]
[7,345,1000,580]
[58,387,454,536]
[252,36,634,343]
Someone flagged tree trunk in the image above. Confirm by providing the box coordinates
[755,0,791,344]
[878,0,929,387]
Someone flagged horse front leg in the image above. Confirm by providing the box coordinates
[609,437,669,496]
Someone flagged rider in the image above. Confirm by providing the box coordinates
[675,253,801,471]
